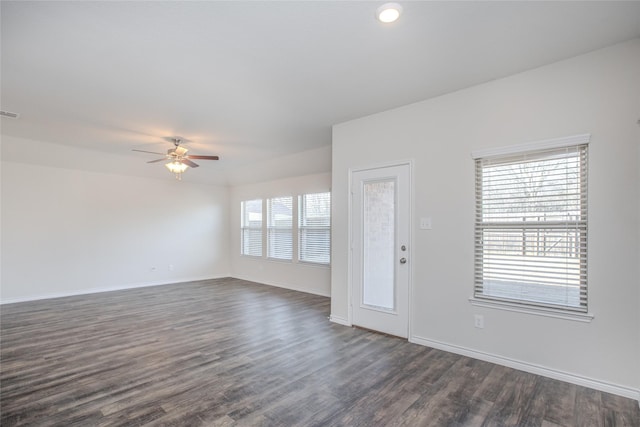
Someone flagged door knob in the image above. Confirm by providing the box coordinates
[400,257,407,264]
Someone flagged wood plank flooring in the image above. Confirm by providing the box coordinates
[1,278,638,426]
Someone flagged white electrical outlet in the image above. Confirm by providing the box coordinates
[150,266,157,272]
[474,314,484,329]
[420,217,432,230]
[169,264,174,271]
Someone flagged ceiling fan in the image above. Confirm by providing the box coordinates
[133,137,219,180]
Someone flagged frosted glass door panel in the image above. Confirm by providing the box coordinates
[362,180,395,311]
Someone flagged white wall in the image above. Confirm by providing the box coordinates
[226,145,332,186]
[1,149,230,302]
[1,135,332,302]
[230,172,331,296]
[332,39,640,396]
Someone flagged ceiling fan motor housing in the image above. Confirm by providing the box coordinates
[168,146,188,156]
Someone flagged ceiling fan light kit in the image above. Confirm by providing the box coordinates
[132,137,219,180]
[165,161,189,180]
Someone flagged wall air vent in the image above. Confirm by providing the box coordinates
[0,110,20,119]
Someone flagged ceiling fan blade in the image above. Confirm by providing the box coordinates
[181,158,199,168]
[133,149,165,155]
[147,158,168,164]
[187,155,219,160]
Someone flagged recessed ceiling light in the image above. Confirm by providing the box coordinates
[376,3,402,23]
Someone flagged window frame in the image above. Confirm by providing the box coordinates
[298,192,331,266]
[470,134,593,322]
[267,196,294,261]
[240,199,263,257]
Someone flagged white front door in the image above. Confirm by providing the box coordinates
[351,163,410,338]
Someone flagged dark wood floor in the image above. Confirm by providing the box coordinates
[1,278,638,426]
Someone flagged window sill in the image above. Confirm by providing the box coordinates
[297,261,331,269]
[266,257,293,264]
[468,297,594,323]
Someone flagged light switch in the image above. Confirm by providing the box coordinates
[420,217,432,230]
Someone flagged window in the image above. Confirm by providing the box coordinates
[267,196,293,260]
[240,192,331,264]
[298,192,331,264]
[241,199,262,256]
[473,137,588,313]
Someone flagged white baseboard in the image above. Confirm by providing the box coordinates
[410,335,640,402]
[230,274,330,298]
[0,275,230,305]
[329,314,351,326]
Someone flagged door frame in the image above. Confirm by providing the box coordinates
[348,159,414,340]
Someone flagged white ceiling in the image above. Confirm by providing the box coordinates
[2,1,639,183]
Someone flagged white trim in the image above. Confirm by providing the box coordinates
[469,297,594,322]
[329,314,351,326]
[350,158,414,175]
[0,274,229,305]
[471,133,591,159]
[347,168,354,327]
[410,335,639,401]
[407,160,415,341]
[230,274,330,298]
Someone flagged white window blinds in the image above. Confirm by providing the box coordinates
[267,196,293,260]
[241,199,262,256]
[298,192,331,264]
[474,142,588,312]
